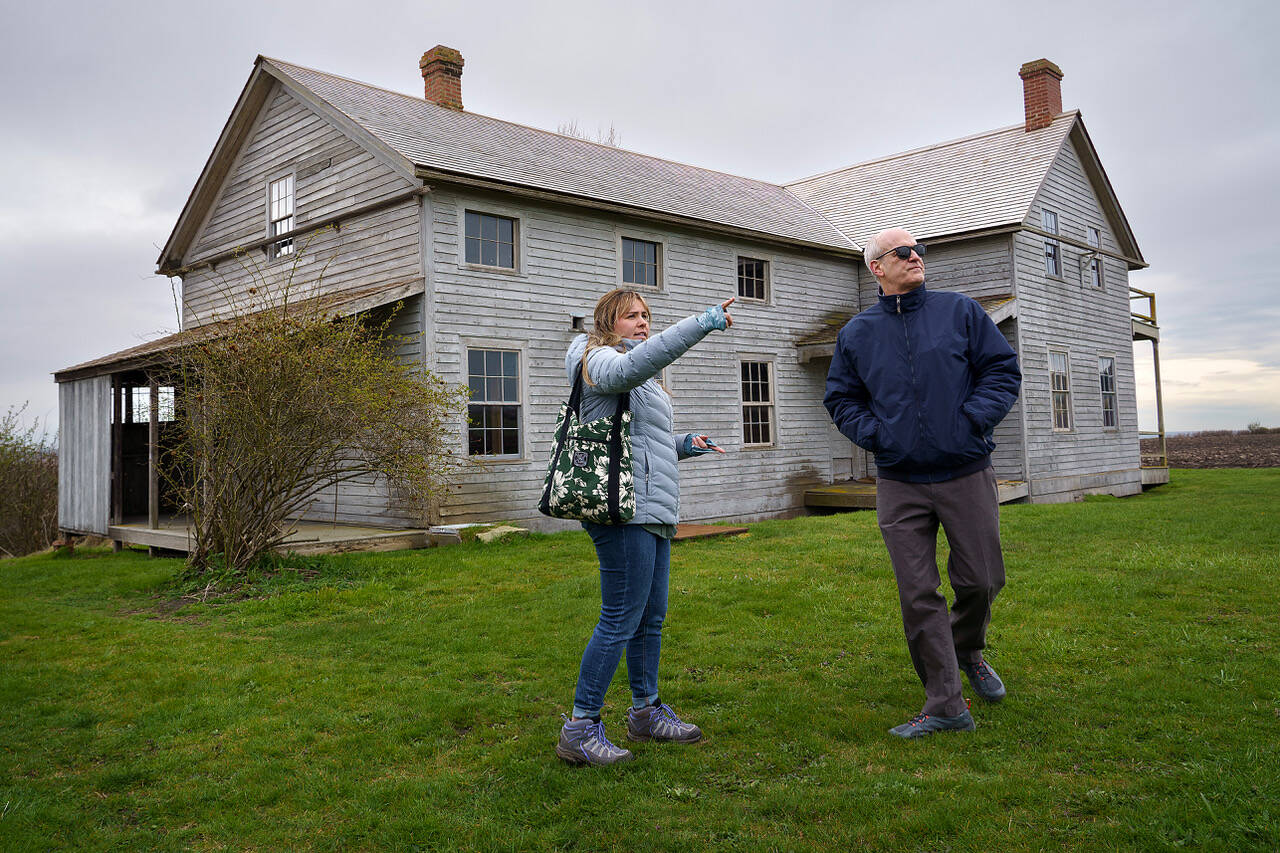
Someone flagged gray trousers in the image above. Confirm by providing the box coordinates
[876,466,1006,717]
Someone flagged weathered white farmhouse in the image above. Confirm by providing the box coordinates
[54,49,1167,544]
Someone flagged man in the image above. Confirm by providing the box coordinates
[824,227,1022,738]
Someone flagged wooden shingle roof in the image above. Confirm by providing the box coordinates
[261,58,856,254]
[786,113,1078,249]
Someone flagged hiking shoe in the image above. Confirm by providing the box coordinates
[960,657,1007,703]
[555,715,634,766]
[889,709,976,739]
[626,701,703,743]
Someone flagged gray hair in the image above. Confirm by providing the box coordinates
[863,232,885,273]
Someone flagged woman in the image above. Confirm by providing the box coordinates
[555,288,734,767]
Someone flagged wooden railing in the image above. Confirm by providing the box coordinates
[1139,430,1168,468]
[1130,286,1157,325]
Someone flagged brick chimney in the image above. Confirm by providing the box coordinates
[420,45,464,110]
[1019,59,1063,132]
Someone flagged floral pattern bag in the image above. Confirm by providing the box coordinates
[538,363,635,524]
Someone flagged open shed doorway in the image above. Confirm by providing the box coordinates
[112,371,186,524]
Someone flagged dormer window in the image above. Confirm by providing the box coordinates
[268,175,295,259]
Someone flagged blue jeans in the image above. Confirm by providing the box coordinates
[572,523,671,719]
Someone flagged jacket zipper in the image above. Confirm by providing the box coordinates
[900,297,927,449]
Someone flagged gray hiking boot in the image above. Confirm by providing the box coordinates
[555,715,634,766]
[960,657,1007,703]
[889,708,976,739]
[626,701,703,743]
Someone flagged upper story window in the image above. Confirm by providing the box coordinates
[268,175,295,259]
[622,237,660,287]
[1049,349,1072,431]
[1042,209,1061,278]
[464,211,516,269]
[741,360,775,447]
[466,348,521,456]
[1098,356,1117,428]
[737,257,769,302]
[1086,226,1103,288]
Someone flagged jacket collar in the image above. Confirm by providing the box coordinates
[877,282,928,313]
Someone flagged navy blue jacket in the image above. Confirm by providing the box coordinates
[824,284,1021,483]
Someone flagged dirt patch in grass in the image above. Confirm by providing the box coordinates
[1142,430,1280,468]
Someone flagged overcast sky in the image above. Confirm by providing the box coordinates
[3,0,1277,436]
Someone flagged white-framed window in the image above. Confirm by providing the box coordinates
[129,385,176,423]
[737,256,769,302]
[1042,209,1061,278]
[1086,226,1103,288]
[740,360,775,446]
[1098,355,1117,429]
[268,175,295,259]
[622,237,660,288]
[1049,349,1072,431]
[464,211,517,269]
[466,348,521,456]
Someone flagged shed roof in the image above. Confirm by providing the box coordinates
[259,58,856,253]
[54,279,422,383]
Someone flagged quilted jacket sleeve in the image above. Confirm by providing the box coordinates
[582,315,711,395]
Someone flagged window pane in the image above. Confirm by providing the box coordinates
[486,350,502,374]
[502,427,519,456]
[498,243,513,269]
[501,405,519,430]
[481,240,497,267]
[487,377,503,401]
[465,236,480,265]
[468,349,484,375]
[502,350,518,377]
[503,378,518,401]
[481,214,498,241]
[466,211,480,239]
[498,217,513,243]
[468,377,484,401]
[644,242,656,264]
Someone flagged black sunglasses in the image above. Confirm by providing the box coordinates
[873,243,927,261]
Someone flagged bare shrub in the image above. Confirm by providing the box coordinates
[0,406,58,557]
[163,252,466,579]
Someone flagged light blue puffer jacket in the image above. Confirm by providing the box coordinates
[564,315,712,525]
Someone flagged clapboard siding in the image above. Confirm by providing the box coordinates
[292,295,426,528]
[179,82,418,328]
[426,186,858,528]
[58,376,112,535]
[1016,138,1141,498]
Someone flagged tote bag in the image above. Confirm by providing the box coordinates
[538,363,635,524]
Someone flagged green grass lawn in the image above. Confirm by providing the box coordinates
[2,469,1278,851]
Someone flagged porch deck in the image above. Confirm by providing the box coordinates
[804,478,1030,510]
[109,517,460,556]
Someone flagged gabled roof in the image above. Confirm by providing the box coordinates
[159,57,857,271]
[785,111,1144,267]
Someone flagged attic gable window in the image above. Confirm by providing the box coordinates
[465,211,516,269]
[622,237,660,288]
[1042,209,1061,278]
[1086,226,1103,288]
[268,175,295,259]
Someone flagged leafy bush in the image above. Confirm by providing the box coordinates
[0,405,58,557]
[163,251,466,580]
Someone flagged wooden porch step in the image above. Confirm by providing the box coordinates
[804,478,1030,509]
[673,523,749,541]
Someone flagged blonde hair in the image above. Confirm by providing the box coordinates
[582,288,650,386]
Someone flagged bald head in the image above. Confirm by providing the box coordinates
[866,228,926,295]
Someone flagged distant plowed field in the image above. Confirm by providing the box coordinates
[1142,430,1280,468]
